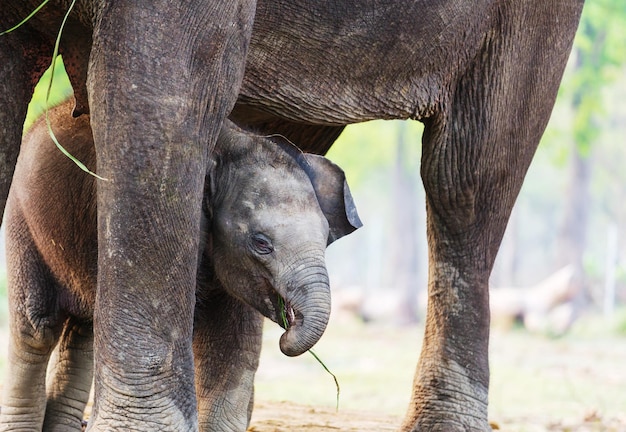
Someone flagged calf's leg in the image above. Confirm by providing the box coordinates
[193,291,263,431]
[0,213,62,431]
[43,319,94,432]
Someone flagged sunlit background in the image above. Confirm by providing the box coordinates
[1,1,625,430]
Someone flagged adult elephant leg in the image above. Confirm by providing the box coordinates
[43,318,94,432]
[193,291,263,431]
[401,2,583,431]
[85,2,255,430]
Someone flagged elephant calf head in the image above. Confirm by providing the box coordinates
[203,122,362,356]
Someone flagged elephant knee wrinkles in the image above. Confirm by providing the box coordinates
[15,320,59,357]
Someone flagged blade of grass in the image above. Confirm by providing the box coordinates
[309,348,341,412]
[43,0,106,180]
[278,296,289,329]
[277,296,340,410]
[0,0,50,35]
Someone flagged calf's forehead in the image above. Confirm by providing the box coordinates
[219,163,326,228]
[243,172,320,218]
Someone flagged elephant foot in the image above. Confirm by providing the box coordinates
[42,417,88,432]
[401,401,491,432]
[400,359,491,432]
[404,421,492,432]
[86,399,196,432]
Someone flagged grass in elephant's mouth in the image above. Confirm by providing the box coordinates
[278,296,341,411]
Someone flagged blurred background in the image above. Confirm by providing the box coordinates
[1,1,625,430]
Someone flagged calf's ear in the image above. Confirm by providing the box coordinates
[299,154,362,245]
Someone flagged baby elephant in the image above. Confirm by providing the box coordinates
[0,101,361,431]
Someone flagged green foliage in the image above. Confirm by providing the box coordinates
[615,308,626,336]
[580,0,626,69]
[554,0,626,157]
[326,120,423,190]
[24,56,72,132]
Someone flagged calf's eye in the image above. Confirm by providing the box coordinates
[250,233,274,255]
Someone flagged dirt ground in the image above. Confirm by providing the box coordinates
[76,399,626,431]
[248,401,400,431]
[249,313,626,432]
[248,402,626,431]
[80,399,401,432]
[247,402,626,431]
[76,399,626,432]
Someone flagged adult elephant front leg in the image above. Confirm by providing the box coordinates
[86,2,256,430]
[401,2,582,430]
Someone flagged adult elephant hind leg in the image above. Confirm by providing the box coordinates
[43,319,94,432]
[193,291,263,431]
[86,1,255,430]
[401,2,583,430]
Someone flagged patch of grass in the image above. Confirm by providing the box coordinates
[489,327,626,430]
[566,308,626,338]
[611,308,626,336]
[255,313,626,430]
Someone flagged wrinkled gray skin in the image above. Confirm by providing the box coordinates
[0,101,360,431]
[1,1,584,430]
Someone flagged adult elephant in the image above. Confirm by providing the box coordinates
[0,1,584,431]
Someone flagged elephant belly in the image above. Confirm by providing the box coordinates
[238,0,494,124]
